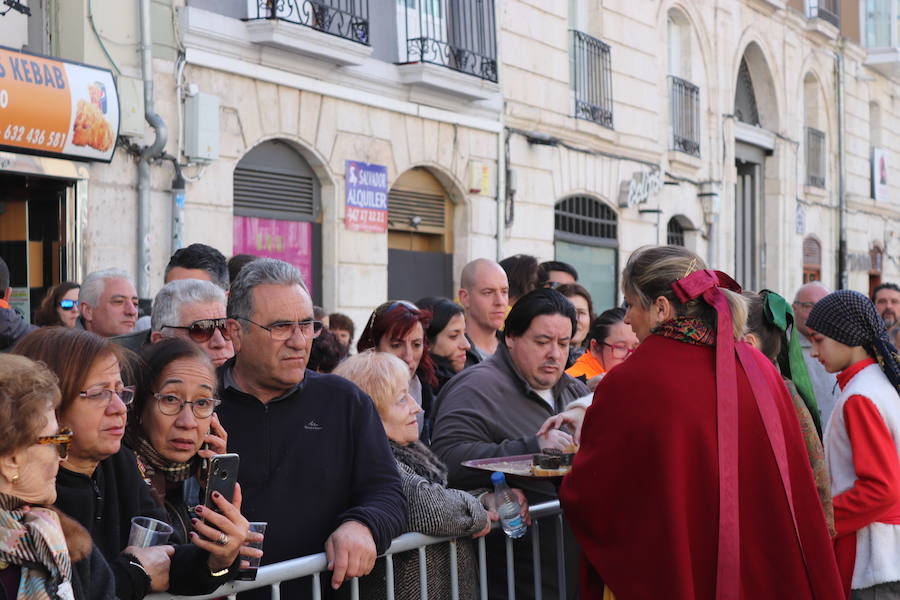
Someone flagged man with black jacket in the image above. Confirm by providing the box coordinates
[218,258,406,598]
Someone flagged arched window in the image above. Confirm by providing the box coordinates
[232,140,322,302]
[387,167,454,300]
[734,58,759,126]
[667,217,685,246]
[554,196,618,310]
[802,236,821,283]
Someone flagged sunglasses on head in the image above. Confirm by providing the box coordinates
[163,318,230,343]
[59,299,78,311]
[366,300,419,333]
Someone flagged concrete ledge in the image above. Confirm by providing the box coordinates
[667,150,703,174]
[245,19,373,66]
[864,47,900,79]
[397,63,500,102]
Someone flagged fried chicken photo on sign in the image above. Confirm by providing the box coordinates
[72,99,113,152]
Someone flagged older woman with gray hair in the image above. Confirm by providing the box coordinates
[150,279,234,367]
[0,354,117,599]
[334,350,528,600]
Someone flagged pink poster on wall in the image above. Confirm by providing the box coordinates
[233,216,314,296]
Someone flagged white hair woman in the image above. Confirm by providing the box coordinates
[334,350,528,600]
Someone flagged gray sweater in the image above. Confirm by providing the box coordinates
[430,338,589,501]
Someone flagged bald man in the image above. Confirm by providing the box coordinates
[458,258,509,365]
[793,281,839,427]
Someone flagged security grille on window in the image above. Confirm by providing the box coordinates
[806,127,826,188]
[554,196,618,311]
[669,75,700,157]
[667,218,685,246]
[571,30,613,129]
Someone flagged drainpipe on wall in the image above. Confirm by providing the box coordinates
[137,0,168,299]
[836,41,848,290]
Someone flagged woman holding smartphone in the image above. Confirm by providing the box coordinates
[12,328,248,600]
[127,337,258,569]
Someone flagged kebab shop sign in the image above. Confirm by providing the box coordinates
[345,160,389,233]
[0,46,119,162]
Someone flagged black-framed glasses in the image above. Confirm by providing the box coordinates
[59,299,78,311]
[234,316,323,341]
[153,393,221,418]
[36,428,73,459]
[601,342,636,359]
[162,318,230,343]
[79,386,135,407]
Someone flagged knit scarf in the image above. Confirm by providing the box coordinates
[124,426,195,484]
[0,493,73,600]
[806,289,900,396]
[390,441,448,486]
[652,316,716,346]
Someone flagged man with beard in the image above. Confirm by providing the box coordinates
[431,288,589,599]
[872,282,900,330]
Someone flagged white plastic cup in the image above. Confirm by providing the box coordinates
[127,516,174,548]
[235,521,267,581]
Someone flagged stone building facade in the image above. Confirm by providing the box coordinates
[1,0,899,326]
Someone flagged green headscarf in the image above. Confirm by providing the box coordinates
[761,289,822,437]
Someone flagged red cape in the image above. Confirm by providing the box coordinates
[559,335,844,599]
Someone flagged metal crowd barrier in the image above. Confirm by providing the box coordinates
[150,500,563,600]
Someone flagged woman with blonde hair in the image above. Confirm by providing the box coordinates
[560,246,843,599]
[334,350,527,600]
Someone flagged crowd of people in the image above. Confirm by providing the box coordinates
[1,241,900,600]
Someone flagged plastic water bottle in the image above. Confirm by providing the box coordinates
[491,471,527,539]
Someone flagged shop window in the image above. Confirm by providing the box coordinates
[869,244,883,298]
[802,236,821,283]
[554,195,618,311]
[232,140,322,303]
[387,167,454,300]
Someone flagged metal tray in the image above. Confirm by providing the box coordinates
[461,454,571,480]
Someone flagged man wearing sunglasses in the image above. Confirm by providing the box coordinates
[0,256,36,351]
[216,258,405,599]
[148,279,234,367]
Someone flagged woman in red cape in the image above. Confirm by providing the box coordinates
[559,246,843,599]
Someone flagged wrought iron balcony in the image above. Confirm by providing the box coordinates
[398,0,498,83]
[571,30,613,129]
[806,127,826,188]
[247,0,370,45]
[669,75,700,157]
[808,0,839,27]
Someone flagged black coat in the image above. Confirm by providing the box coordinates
[216,363,407,599]
[55,447,228,600]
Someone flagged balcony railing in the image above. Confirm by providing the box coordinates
[571,30,613,129]
[806,127,826,188]
[247,0,370,45]
[808,0,840,27]
[398,0,498,83]
[669,75,700,157]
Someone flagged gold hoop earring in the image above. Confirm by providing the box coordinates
[10,474,18,485]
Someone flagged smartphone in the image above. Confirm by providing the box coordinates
[203,453,239,512]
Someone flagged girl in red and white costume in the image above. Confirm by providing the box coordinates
[807,289,900,599]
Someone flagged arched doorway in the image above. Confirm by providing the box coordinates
[733,43,778,291]
[554,195,618,311]
[232,140,322,303]
[387,167,454,301]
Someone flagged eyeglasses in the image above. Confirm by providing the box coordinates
[154,393,221,418]
[366,300,419,333]
[162,318,230,343]
[79,386,135,407]
[792,301,816,310]
[36,428,74,459]
[59,299,78,311]
[235,316,323,341]
[602,342,636,359]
